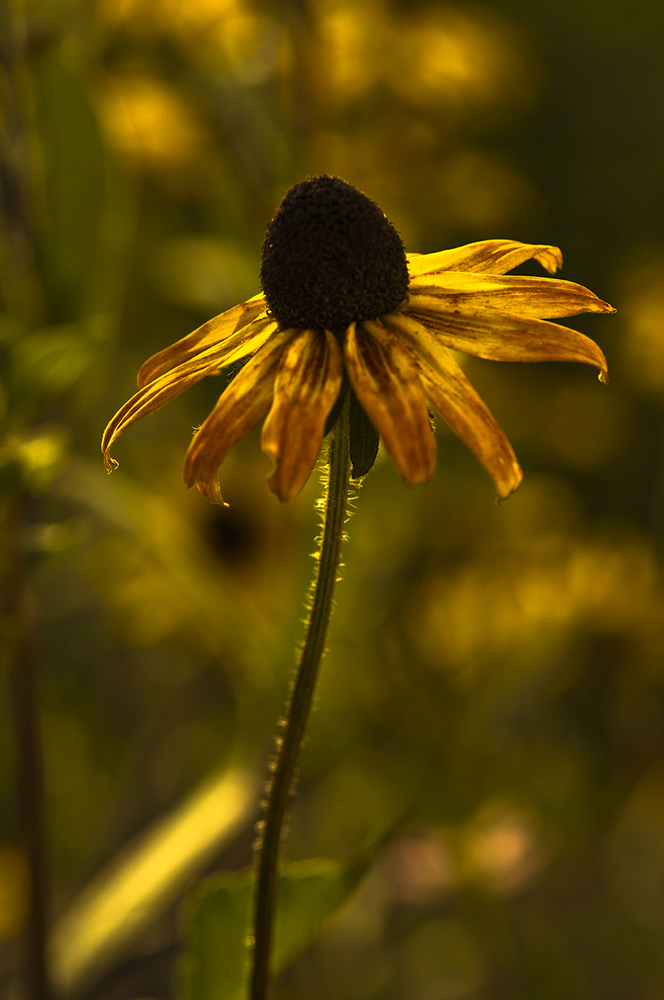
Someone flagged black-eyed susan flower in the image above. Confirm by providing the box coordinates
[102,175,614,504]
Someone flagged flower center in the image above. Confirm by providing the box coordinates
[260,175,409,335]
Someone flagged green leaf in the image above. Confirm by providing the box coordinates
[30,51,106,316]
[273,854,374,969]
[180,869,253,1000]
[349,389,380,478]
[180,839,384,1000]
[50,766,257,995]
[8,322,103,419]
[11,324,97,394]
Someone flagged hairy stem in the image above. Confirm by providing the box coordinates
[250,397,351,1000]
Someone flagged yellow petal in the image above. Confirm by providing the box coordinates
[261,330,343,501]
[402,301,609,382]
[102,365,218,474]
[407,273,616,320]
[407,240,563,278]
[385,314,522,500]
[344,320,435,486]
[137,294,267,387]
[183,330,295,504]
[102,319,279,471]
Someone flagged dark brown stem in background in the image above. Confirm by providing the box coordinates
[3,499,51,1000]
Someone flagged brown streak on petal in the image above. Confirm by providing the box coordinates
[407,274,616,320]
[385,313,522,500]
[183,330,294,503]
[401,304,609,380]
[102,319,281,475]
[407,240,563,279]
[196,476,227,506]
[261,330,343,501]
[137,294,266,387]
[344,320,435,486]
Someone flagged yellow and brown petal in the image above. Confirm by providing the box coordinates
[102,177,614,505]
[345,319,436,487]
[261,329,344,501]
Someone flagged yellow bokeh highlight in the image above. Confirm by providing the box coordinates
[387,6,537,114]
[414,534,658,670]
[383,832,456,904]
[98,76,210,175]
[99,0,243,34]
[315,1,388,104]
[97,0,278,79]
[619,245,664,393]
[313,0,538,114]
[461,802,545,893]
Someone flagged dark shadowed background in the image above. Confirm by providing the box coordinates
[1,0,664,997]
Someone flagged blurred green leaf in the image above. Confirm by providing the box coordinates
[180,837,384,1000]
[50,765,257,994]
[11,323,96,397]
[30,50,106,316]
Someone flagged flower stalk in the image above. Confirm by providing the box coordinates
[250,393,351,1000]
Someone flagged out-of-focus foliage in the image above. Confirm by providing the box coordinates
[51,765,257,992]
[181,834,387,1000]
[0,0,663,996]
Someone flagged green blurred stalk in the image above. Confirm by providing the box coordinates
[249,395,351,1000]
[1,6,51,994]
[3,498,52,1000]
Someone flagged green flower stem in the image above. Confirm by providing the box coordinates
[250,396,351,1000]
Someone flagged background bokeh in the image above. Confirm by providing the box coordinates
[1,0,664,996]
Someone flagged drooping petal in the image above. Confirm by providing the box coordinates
[261,330,344,501]
[344,320,435,486]
[402,301,609,382]
[408,273,616,320]
[183,330,296,504]
[407,240,563,278]
[102,318,280,471]
[102,367,220,474]
[137,294,267,387]
[385,313,522,500]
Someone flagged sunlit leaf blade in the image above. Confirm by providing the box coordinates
[49,766,257,994]
[180,843,383,1000]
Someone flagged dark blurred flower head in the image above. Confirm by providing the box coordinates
[102,175,613,504]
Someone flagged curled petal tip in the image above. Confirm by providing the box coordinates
[266,463,309,502]
[104,454,119,474]
[496,465,523,504]
[267,478,294,502]
[599,369,610,385]
[401,467,436,488]
[537,247,563,274]
[192,476,228,506]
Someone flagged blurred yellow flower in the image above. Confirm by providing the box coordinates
[102,176,613,505]
[99,77,209,174]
